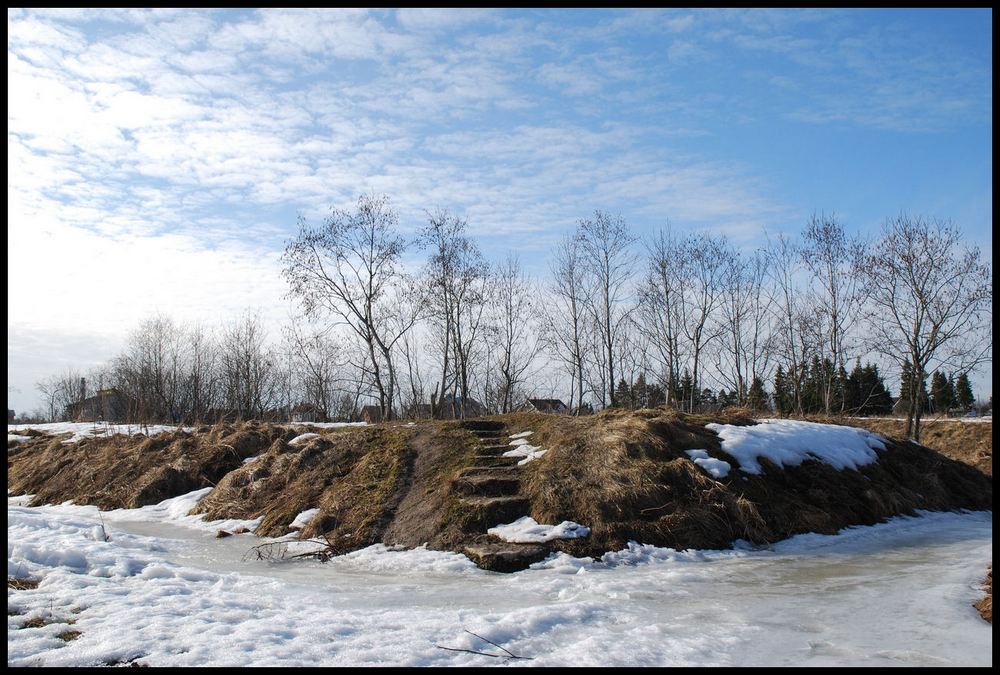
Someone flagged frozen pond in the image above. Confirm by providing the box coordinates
[7,501,993,667]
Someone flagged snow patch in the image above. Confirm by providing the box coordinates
[289,508,319,530]
[488,516,590,543]
[289,432,320,447]
[705,419,885,475]
[509,431,534,439]
[503,443,548,465]
[684,449,731,479]
[7,422,194,445]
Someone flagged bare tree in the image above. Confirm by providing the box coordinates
[417,210,489,418]
[577,210,636,408]
[36,368,84,422]
[764,232,811,415]
[112,315,187,422]
[715,246,774,406]
[677,233,728,411]
[184,323,219,424]
[800,214,865,414]
[543,233,588,413]
[219,312,278,420]
[488,254,540,413]
[282,321,344,421]
[639,228,687,406]
[858,215,992,440]
[282,194,417,421]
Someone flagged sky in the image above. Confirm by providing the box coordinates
[6,8,993,415]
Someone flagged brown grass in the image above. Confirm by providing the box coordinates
[7,410,992,571]
[976,567,992,624]
[8,577,39,590]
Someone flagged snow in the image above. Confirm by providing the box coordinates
[289,432,320,447]
[488,516,590,543]
[684,449,731,479]
[289,508,319,530]
[504,437,548,465]
[7,422,194,444]
[6,498,992,667]
[294,422,367,429]
[8,434,33,443]
[502,443,548,465]
[705,419,886,475]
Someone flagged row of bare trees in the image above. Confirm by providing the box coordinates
[33,195,990,441]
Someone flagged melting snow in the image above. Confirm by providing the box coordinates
[289,433,320,447]
[289,508,320,530]
[684,449,732,478]
[7,422,195,445]
[706,419,886,475]
[488,516,590,543]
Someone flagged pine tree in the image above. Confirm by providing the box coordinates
[773,366,788,415]
[679,368,694,410]
[900,359,929,412]
[955,373,975,411]
[930,371,953,413]
[747,376,768,412]
[614,378,633,409]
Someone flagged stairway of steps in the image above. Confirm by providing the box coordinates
[454,420,549,572]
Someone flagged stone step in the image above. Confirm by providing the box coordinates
[458,464,521,477]
[458,495,531,526]
[471,454,519,467]
[459,420,506,432]
[453,475,521,497]
[470,430,504,439]
[462,542,550,573]
[476,444,515,456]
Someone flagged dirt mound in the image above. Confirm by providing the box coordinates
[7,411,992,571]
[843,417,992,477]
[7,422,284,509]
[514,409,991,559]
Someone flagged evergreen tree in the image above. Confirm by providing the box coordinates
[679,369,694,410]
[773,366,788,415]
[614,378,633,409]
[955,373,975,411]
[900,359,929,412]
[747,376,768,412]
[930,371,953,413]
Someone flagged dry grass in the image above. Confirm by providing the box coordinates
[8,577,39,590]
[976,567,992,624]
[7,410,992,570]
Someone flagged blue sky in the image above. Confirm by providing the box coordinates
[6,8,993,414]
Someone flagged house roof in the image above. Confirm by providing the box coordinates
[526,398,567,411]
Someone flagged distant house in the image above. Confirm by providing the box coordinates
[520,398,570,415]
[68,388,128,423]
[290,403,325,423]
[360,405,383,424]
[7,409,14,423]
[435,395,486,419]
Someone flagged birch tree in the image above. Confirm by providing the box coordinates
[857,215,992,440]
[282,194,416,420]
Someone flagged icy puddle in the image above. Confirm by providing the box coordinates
[8,504,992,667]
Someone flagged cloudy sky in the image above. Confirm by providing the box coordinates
[7,8,992,414]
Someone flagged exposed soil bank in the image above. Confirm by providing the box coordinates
[8,410,992,572]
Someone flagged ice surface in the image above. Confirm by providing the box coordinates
[5,501,992,667]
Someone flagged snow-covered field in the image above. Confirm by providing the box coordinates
[8,493,992,667]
